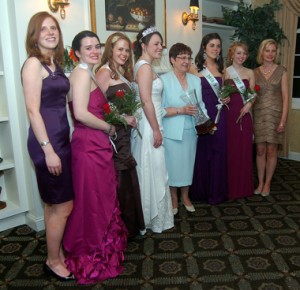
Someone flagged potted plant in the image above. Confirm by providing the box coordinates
[222,0,287,68]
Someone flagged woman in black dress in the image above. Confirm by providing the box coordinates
[96,32,145,237]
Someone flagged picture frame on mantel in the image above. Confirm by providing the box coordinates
[90,0,167,47]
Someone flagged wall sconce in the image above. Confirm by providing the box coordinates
[48,0,70,19]
[182,0,200,30]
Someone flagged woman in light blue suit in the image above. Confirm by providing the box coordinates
[161,43,208,215]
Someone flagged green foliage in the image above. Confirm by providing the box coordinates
[220,84,237,99]
[222,0,287,68]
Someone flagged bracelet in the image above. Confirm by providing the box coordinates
[176,108,180,115]
[40,140,50,147]
[106,124,113,135]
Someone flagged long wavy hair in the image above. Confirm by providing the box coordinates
[25,11,64,66]
[96,32,133,82]
[194,33,224,73]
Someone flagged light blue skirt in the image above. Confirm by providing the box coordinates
[164,128,197,187]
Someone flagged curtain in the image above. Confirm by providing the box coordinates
[275,0,300,156]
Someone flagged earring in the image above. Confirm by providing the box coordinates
[203,52,207,60]
[217,55,220,61]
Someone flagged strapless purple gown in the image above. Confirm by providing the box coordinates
[225,79,253,200]
[63,87,128,284]
[190,77,228,204]
[27,64,73,204]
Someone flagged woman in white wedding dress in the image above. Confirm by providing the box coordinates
[131,26,174,233]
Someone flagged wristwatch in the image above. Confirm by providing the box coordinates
[40,141,50,147]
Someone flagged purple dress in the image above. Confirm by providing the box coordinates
[27,64,73,204]
[190,77,228,204]
[63,87,128,284]
[225,79,253,200]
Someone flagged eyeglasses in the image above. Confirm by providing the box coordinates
[176,56,193,61]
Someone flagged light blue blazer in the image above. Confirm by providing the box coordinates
[161,70,208,141]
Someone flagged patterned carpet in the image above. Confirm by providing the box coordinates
[1,158,300,290]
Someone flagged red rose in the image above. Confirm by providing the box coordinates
[254,84,261,92]
[103,103,111,114]
[116,90,125,98]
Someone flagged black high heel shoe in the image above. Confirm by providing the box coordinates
[43,263,75,281]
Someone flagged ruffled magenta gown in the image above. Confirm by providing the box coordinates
[63,87,128,284]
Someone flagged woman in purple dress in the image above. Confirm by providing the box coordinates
[224,42,255,200]
[95,32,145,238]
[63,31,127,284]
[22,12,74,281]
[190,33,228,205]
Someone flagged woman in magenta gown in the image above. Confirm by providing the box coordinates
[224,42,255,200]
[190,33,228,205]
[63,31,127,284]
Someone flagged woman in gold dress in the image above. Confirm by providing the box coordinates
[253,39,288,197]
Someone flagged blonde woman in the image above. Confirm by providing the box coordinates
[253,39,288,197]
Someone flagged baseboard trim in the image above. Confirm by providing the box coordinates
[288,152,300,161]
[0,213,26,232]
[25,213,45,232]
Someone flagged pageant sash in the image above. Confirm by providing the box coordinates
[201,68,223,124]
[226,65,247,104]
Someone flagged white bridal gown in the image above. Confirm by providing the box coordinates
[131,60,174,233]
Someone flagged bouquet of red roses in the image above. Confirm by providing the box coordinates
[103,88,143,138]
[113,89,142,116]
[103,102,127,127]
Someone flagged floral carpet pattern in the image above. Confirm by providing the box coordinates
[1,158,300,289]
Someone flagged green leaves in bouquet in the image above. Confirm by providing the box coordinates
[113,89,142,116]
[220,84,237,99]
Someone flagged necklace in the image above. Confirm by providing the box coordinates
[261,64,274,75]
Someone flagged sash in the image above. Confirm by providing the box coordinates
[103,63,134,90]
[78,63,105,94]
[226,66,254,128]
[201,68,220,98]
[226,66,247,104]
[78,63,118,153]
[103,64,142,139]
[118,72,134,90]
[201,68,223,124]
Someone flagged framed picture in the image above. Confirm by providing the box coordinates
[90,0,166,47]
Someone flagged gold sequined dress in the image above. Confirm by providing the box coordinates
[253,65,286,144]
